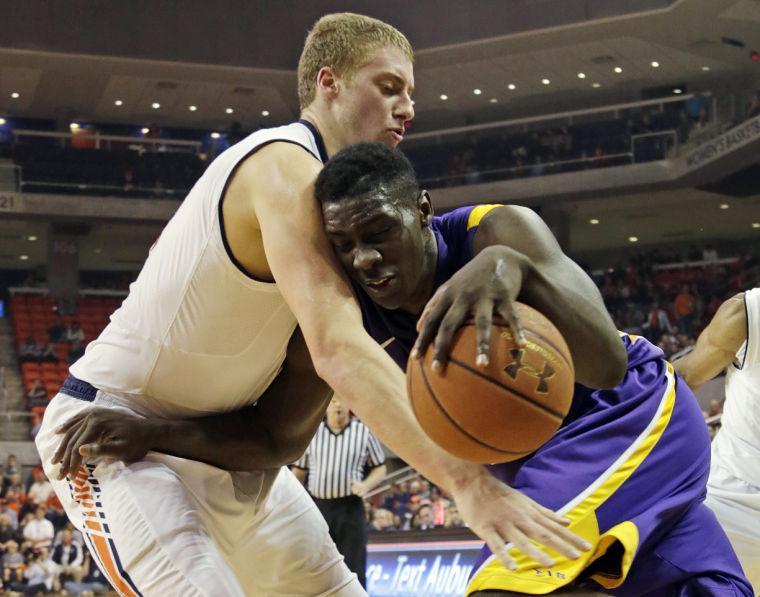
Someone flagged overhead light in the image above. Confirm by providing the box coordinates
[0,118,6,125]
[151,102,161,109]
[473,88,482,95]
[94,248,102,254]
[141,127,150,135]
[261,110,270,117]
[69,123,80,131]
[114,100,123,107]
[19,255,29,261]
[673,88,683,94]
[752,222,760,228]
[27,236,37,241]
[650,61,660,68]
[592,83,601,88]
[614,67,623,73]
[541,78,551,85]
[439,94,448,100]
[701,65,710,71]
[589,218,599,225]
[720,203,729,209]
[188,105,198,112]
[225,107,234,114]
[489,98,498,103]
[10,92,19,99]
[577,72,586,79]
[507,84,516,90]
[628,236,638,243]
[211,132,221,139]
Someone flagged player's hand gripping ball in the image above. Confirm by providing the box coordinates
[407,303,574,463]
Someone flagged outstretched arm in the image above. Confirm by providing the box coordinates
[414,205,627,389]
[53,327,332,473]
[673,293,745,389]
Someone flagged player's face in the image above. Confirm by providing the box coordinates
[322,191,431,311]
[333,46,415,148]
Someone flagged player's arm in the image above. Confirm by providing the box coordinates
[673,293,746,389]
[415,205,627,389]
[53,327,333,473]
[246,144,591,569]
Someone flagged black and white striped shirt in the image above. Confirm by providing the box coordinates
[293,418,385,499]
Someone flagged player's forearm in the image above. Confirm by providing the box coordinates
[147,379,329,471]
[313,331,486,493]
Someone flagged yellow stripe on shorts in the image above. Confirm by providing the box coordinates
[466,363,677,595]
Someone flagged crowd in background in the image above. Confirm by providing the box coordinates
[0,456,108,596]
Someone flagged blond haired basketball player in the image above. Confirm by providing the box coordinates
[675,289,760,590]
[36,13,586,596]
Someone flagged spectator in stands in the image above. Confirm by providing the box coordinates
[26,379,48,408]
[52,529,84,586]
[2,474,25,504]
[0,513,20,547]
[642,301,673,341]
[52,521,83,549]
[707,399,723,419]
[68,340,85,364]
[1,540,24,587]
[412,503,435,530]
[26,471,53,507]
[702,244,719,262]
[18,336,42,363]
[674,285,697,336]
[0,499,18,530]
[444,504,464,529]
[47,317,66,343]
[369,508,396,532]
[63,553,109,596]
[18,546,57,595]
[3,455,18,479]
[65,321,85,343]
[39,342,58,363]
[22,507,54,549]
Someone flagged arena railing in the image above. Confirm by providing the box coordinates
[418,151,633,187]
[403,93,711,143]
[11,129,202,153]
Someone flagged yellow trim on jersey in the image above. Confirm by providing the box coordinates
[466,204,502,230]
[466,364,677,595]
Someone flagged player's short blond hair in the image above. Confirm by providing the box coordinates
[297,13,413,110]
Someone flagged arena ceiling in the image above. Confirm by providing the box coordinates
[0,0,758,132]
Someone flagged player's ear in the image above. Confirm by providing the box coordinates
[417,190,433,226]
[316,67,340,100]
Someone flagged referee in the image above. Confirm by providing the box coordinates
[292,396,386,588]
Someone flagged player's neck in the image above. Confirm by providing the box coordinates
[399,229,438,315]
[299,110,345,158]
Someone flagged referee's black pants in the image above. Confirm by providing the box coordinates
[313,495,368,587]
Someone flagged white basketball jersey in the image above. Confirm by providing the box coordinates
[712,287,760,485]
[71,121,328,417]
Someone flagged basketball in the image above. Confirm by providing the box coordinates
[407,303,575,463]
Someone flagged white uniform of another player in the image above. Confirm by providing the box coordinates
[35,121,364,597]
[706,287,760,590]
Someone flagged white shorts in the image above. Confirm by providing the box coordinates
[706,463,760,592]
[36,391,365,597]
